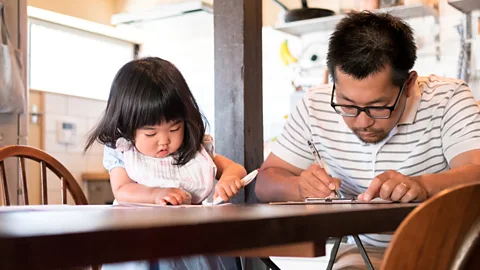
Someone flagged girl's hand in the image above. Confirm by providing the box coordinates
[214,176,243,202]
[154,188,189,205]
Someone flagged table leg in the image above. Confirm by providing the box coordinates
[258,236,373,270]
[260,257,281,270]
[236,257,243,270]
[353,235,374,270]
[149,260,159,270]
[326,237,343,270]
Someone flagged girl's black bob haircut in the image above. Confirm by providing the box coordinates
[85,57,206,166]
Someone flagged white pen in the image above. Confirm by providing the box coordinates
[213,169,259,205]
[307,141,343,198]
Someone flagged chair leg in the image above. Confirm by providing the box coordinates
[326,237,343,270]
[260,257,281,270]
[260,236,373,270]
[352,235,374,270]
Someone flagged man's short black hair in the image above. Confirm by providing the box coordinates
[327,12,417,87]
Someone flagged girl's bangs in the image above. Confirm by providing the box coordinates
[130,86,186,129]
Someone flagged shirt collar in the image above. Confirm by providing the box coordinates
[398,79,422,125]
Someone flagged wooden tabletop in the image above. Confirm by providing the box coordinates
[0,203,417,270]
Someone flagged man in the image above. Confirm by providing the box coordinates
[256,12,480,269]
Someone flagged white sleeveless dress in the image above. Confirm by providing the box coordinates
[115,135,217,204]
[102,135,226,270]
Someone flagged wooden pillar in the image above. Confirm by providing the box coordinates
[0,0,28,205]
[214,0,263,204]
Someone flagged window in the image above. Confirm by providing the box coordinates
[29,18,136,100]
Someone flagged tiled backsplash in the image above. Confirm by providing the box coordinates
[42,92,106,204]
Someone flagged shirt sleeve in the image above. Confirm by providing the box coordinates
[271,93,315,170]
[441,81,480,162]
[103,145,125,172]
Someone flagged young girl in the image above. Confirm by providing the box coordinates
[84,57,247,269]
[85,57,246,207]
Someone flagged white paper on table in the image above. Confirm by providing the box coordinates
[0,204,114,212]
[118,202,232,208]
[269,197,396,205]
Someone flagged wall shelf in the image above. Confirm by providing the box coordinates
[448,0,480,13]
[274,4,438,36]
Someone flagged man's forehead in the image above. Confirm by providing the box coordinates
[334,69,397,101]
[334,65,394,87]
[334,82,397,105]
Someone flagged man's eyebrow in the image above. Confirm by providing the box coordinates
[338,93,389,105]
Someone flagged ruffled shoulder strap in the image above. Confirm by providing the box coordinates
[115,137,133,152]
[202,134,216,160]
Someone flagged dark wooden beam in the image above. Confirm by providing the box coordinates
[214,0,263,204]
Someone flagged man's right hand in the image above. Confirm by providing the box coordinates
[298,164,341,199]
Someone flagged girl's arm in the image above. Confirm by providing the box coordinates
[104,146,187,205]
[214,154,247,179]
[109,167,187,205]
[213,155,247,201]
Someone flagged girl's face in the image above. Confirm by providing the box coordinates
[134,120,185,158]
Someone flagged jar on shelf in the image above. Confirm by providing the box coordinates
[379,0,404,8]
[340,0,379,13]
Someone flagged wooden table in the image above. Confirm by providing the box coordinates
[0,203,417,270]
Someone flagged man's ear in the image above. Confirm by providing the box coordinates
[405,71,418,98]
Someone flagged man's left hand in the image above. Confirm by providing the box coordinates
[358,170,428,203]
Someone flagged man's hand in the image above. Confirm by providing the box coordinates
[298,164,341,199]
[358,170,428,202]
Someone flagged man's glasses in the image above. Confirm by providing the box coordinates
[330,83,406,119]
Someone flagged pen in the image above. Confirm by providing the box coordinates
[307,141,343,198]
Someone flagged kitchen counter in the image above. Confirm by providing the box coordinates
[82,172,110,182]
[81,172,114,205]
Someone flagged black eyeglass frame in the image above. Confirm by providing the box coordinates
[330,83,406,119]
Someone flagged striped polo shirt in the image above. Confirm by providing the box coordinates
[272,75,480,247]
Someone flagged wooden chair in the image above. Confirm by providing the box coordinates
[381,182,480,270]
[0,145,100,270]
[0,145,88,205]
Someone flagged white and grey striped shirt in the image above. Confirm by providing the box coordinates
[272,75,480,247]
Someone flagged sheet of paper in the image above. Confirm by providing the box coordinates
[0,205,114,212]
[269,197,395,205]
[118,202,232,208]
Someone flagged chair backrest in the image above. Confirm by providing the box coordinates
[381,182,480,270]
[0,145,88,205]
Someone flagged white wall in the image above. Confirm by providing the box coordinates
[137,12,216,134]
